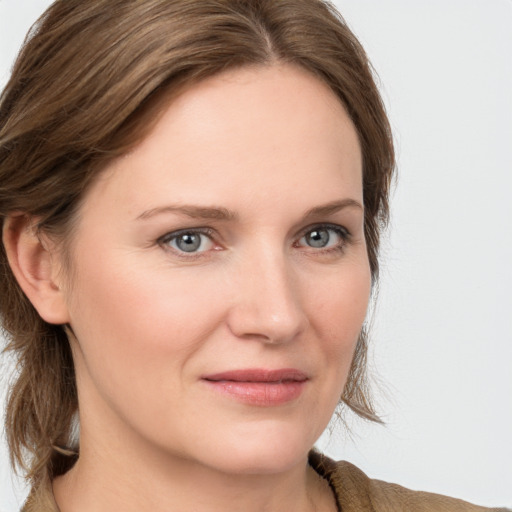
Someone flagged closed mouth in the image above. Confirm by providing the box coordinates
[201,368,308,406]
[202,368,308,383]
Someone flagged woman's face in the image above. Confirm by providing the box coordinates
[59,64,370,474]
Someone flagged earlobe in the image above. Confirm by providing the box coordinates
[2,215,71,325]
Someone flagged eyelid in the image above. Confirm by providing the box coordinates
[294,222,351,253]
[158,227,215,244]
[157,227,220,258]
[297,222,351,240]
[156,222,351,258]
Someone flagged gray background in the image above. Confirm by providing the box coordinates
[1,0,511,510]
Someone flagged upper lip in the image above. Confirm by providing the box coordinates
[203,368,308,383]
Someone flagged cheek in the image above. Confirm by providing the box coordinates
[297,259,371,434]
[64,256,229,442]
[310,260,371,393]
[309,261,371,345]
[65,252,224,388]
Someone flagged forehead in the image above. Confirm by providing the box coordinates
[135,63,361,169]
[82,64,363,220]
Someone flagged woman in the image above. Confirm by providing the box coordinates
[0,1,509,511]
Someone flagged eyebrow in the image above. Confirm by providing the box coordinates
[136,205,238,221]
[136,198,362,222]
[301,198,363,220]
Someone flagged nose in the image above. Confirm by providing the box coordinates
[226,249,309,344]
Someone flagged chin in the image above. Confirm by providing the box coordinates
[188,422,318,476]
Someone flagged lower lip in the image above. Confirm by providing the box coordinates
[203,380,306,406]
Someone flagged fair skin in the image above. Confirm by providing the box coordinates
[5,64,369,511]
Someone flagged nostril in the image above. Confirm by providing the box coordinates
[226,306,308,345]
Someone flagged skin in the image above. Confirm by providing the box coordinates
[7,64,370,511]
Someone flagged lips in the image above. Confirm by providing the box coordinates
[202,368,308,406]
[204,368,308,383]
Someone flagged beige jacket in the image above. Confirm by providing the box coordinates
[309,451,510,512]
[22,452,510,511]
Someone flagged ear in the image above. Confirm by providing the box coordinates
[2,214,71,325]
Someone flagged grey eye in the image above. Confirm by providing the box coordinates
[175,233,202,252]
[304,228,331,248]
[164,231,214,253]
[298,226,348,250]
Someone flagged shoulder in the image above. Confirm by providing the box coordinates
[309,451,511,512]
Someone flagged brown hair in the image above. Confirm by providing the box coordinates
[0,0,394,495]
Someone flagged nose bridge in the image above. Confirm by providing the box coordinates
[228,244,308,343]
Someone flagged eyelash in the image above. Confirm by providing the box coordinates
[158,228,217,259]
[295,223,351,255]
[157,223,351,259]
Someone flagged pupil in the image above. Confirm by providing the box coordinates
[177,233,201,252]
[307,229,329,248]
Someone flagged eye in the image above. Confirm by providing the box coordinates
[160,229,215,254]
[297,225,349,250]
